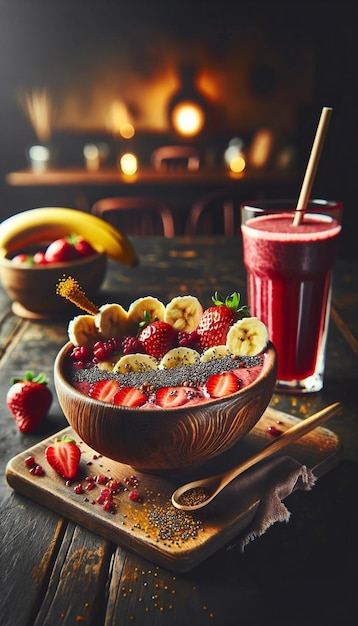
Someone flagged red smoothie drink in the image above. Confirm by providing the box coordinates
[241,201,342,392]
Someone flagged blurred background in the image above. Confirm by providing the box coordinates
[0,0,356,257]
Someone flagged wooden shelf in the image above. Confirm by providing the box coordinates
[5,166,298,188]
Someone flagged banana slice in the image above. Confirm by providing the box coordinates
[95,303,129,339]
[164,295,203,332]
[226,317,269,357]
[200,345,230,362]
[97,361,115,372]
[68,314,102,347]
[127,296,165,328]
[159,347,201,369]
[112,353,158,374]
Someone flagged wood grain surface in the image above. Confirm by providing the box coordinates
[6,407,341,572]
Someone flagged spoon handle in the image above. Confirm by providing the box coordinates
[220,401,342,489]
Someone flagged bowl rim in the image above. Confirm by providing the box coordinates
[54,340,277,414]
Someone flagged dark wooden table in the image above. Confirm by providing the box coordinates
[1,237,357,626]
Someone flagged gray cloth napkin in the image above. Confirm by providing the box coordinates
[226,455,316,552]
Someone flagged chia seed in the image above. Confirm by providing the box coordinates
[148,505,203,543]
[177,486,210,507]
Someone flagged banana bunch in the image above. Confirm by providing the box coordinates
[0,207,138,267]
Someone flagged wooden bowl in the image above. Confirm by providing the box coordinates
[54,341,277,473]
[0,249,107,319]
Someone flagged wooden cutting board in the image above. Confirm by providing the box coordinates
[6,407,342,572]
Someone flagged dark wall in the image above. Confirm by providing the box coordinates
[0,0,357,258]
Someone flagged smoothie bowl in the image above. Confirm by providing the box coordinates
[54,288,277,473]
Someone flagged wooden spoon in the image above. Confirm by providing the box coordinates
[171,402,341,511]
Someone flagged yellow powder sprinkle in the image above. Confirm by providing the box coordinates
[56,275,99,315]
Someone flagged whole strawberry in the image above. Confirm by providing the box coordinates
[196,292,250,350]
[6,371,53,433]
[138,320,178,360]
[44,236,79,263]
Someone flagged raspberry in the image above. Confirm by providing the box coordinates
[93,338,121,361]
[93,341,110,361]
[71,345,92,362]
[121,335,144,355]
[178,330,202,352]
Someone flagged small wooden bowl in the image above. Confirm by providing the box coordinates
[0,250,107,319]
[54,342,277,473]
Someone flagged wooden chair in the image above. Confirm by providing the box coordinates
[151,146,200,172]
[185,189,238,236]
[92,196,175,237]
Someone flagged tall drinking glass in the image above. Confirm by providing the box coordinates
[241,199,343,393]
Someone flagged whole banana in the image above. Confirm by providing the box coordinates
[0,207,138,267]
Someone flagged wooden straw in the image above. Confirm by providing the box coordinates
[293,106,333,226]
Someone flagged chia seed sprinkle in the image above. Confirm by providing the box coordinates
[177,486,210,507]
[71,354,263,392]
[148,505,203,543]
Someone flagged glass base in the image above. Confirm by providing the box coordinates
[275,371,324,394]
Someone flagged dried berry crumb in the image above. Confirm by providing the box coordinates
[24,455,36,467]
[129,490,141,501]
[268,425,282,437]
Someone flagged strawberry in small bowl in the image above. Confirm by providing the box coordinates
[0,206,138,319]
[0,234,107,319]
[54,288,277,473]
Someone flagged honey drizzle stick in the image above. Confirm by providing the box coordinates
[56,275,99,314]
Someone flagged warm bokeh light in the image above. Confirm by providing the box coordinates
[229,154,246,173]
[171,100,205,136]
[224,137,244,167]
[249,129,274,167]
[83,143,100,170]
[107,100,130,135]
[28,144,51,171]
[120,122,135,139]
[119,152,138,175]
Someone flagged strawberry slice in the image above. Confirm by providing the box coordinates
[45,436,81,480]
[206,372,239,398]
[155,386,190,408]
[89,379,120,403]
[113,387,148,407]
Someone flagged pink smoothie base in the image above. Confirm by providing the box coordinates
[242,213,341,382]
